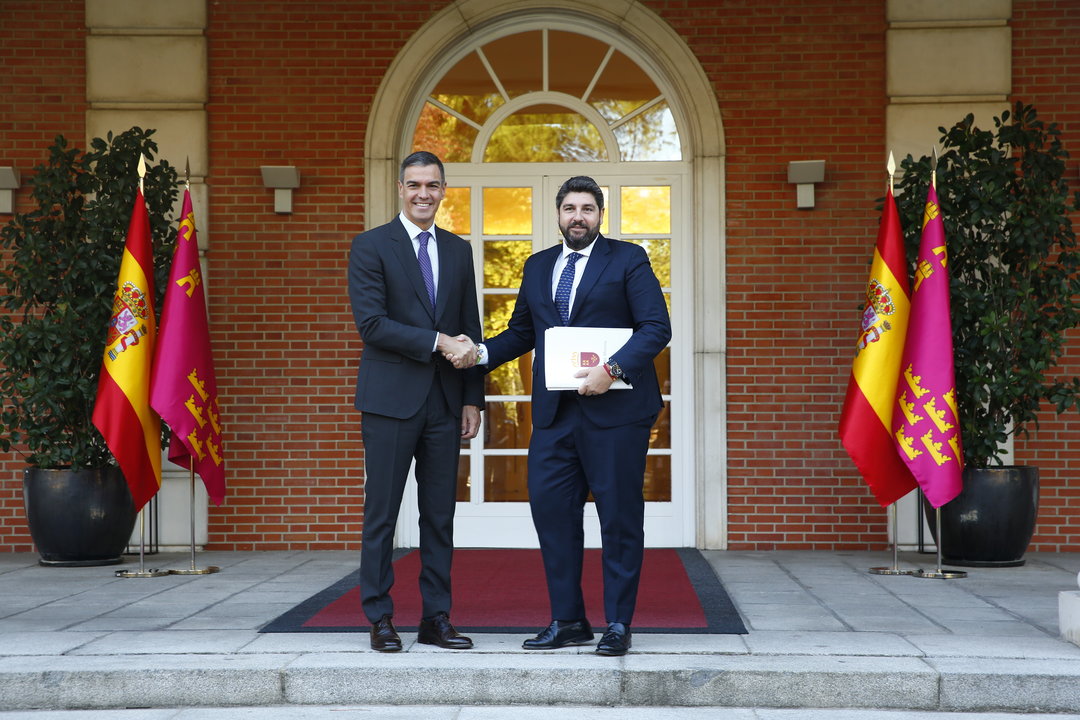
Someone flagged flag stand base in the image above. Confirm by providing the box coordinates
[913,507,967,579]
[116,511,168,578]
[168,468,221,576]
[868,503,914,575]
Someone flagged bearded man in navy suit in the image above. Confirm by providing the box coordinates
[475,175,671,656]
[349,151,482,653]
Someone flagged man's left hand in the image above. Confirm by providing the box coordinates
[461,405,481,439]
[575,365,615,396]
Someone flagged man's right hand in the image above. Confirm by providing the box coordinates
[437,333,478,369]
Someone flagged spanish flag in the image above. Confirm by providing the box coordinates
[92,187,162,511]
[839,189,918,506]
[150,189,226,505]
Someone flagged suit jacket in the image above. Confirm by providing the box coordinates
[348,217,484,419]
[484,234,671,429]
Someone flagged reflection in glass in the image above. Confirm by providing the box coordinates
[643,454,671,502]
[412,102,477,163]
[485,401,532,449]
[653,347,671,396]
[482,32,542,98]
[485,106,607,162]
[588,50,658,122]
[485,455,530,502]
[621,186,670,234]
[482,187,532,235]
[650,400,671,448]
[456,456,470,502]
[431,51,504,125]
[614,103,682,161]
[484,294,531,397]
[436,187,471,235]
[626,239,671,287]
[484,240,531,289]
[549,30,609,99]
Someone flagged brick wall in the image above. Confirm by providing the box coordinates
[1011,0,1080,552]
[657,0,893,549]
[1,0,1077,553]
[0,1,88,552]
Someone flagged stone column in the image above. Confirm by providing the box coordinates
[85,0,211,549]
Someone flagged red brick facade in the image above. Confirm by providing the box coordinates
[1,1,1077,552]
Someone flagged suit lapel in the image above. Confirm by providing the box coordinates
[568,235,611,325]
[389,219,435,321]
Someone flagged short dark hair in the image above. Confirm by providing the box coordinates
[399,151,445,183]
[555,176,604,212]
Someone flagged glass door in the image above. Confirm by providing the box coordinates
[397,171,688,548]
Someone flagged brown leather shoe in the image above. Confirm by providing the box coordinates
[417,612,473,649]
[370,614,402,652]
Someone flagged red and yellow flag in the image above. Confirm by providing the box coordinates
[150,189,226,504]
[93,187,162,511]
[839,189,918,506]
[891,185,963,508]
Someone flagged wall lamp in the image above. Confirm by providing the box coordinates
[260,165,300,214]
[787,160,825,210]
[0,167,21,214]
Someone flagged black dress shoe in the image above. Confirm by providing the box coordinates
[417,612,474,650]
[370,614,402,652]
[522,619,594,649]
[595,622,632,656]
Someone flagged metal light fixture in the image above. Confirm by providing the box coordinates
[0,166,21,214]
[787,160,825,210]
[260,165,300,214]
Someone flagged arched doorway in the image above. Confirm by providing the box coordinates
[365,1,728,549]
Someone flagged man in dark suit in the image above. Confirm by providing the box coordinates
[476,175,671,657]
[348,151,482,652]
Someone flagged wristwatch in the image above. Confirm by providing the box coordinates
[604,360,624,380]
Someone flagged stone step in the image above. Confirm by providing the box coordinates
[1,652,1079,713]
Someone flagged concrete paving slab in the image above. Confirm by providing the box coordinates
[907,633,1080,659]
[68,630,260,655]
[743,630,921,656]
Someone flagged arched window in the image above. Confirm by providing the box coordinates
[390,18,704,550]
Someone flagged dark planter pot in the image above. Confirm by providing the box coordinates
[23,467,137,567]
[923,466,1039,567]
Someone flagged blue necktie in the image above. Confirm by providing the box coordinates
[417,231,436,310]
[554,252,583,325]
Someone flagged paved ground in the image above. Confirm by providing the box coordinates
[0,549,1078,718]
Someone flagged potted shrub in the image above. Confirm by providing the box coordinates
[894,102,1080,566]
[0,128,178,565]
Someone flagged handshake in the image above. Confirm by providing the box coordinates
[437,333,480,369]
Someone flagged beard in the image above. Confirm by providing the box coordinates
[560,221,600,250]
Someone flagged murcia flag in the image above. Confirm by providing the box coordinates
[891,185,963,508]
[93,187,162,511]
[839,189,918,506]
[150,189,225,505]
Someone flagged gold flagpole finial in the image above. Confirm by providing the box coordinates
[137,155,147,194]
[185,157,191,189]
[931,147,938,190]
[887,151,896,195]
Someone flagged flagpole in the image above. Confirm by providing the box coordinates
[911,148,966,580]
[869,502,913,575]
[168,465,220,576]
[115,156,167,579]
[915,506,967,579]
[116,509,168,578]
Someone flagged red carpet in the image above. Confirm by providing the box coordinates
[261,548,746,634]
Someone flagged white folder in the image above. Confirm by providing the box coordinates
[544,326,632,391]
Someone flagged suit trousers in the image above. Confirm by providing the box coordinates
[359,372,461,622]
[527,393,656,625]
